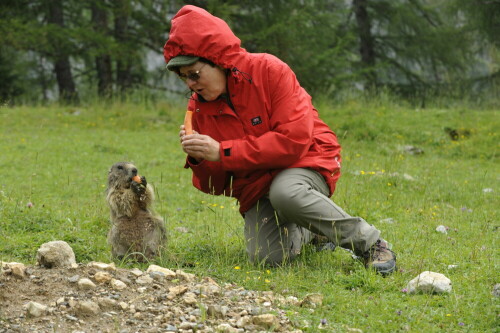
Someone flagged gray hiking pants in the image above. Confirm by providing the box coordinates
[244,168,380,265]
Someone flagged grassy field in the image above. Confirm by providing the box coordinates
[0,98,498,332]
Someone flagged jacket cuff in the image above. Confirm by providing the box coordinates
[184,156,204,168]
[220,140,233,159]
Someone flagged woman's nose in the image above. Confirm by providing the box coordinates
[186,79,197,89]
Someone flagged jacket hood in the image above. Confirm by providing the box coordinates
[163,5,245,70]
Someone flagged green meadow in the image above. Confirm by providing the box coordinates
[0,98,498,332]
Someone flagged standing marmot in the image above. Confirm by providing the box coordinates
[106,162,166,261]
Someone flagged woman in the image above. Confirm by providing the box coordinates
[164,5,396,274]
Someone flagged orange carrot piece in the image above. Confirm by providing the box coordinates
[132,175,142,183]
[184,110,194,135]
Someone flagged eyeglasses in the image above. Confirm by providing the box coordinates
[178,63,207,82]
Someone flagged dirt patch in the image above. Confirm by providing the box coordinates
[0,263,304,333]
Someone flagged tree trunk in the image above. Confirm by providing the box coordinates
[91,1,113,98]
[47,0,79,104]
[114,0,132,94]
[352,0,377,89]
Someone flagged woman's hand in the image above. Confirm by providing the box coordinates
[179,125,221,162]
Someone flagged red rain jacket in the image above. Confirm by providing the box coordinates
[164,5,342,214]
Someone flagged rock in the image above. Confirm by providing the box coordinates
[435,225,448,234]
[175,226,190,233]
[203,276,219,285]
[36,241,76,268]
[379,218,395,224]
[403,173,416,181]
[68,298,78,308]
[176,269,196,282]
[253,313,280,330]
[65,314,78,321]
[207,304,227,318]
[236,315,252,328]
[216,323,239,333]
[67,275,80,283]
[77,278,96,290]
[119,301,129,310]
[111,278,127,290]
[26,301,48,317]
[492,284,500,297]
[301,293,323,308]
[165,324,177,332]
[407,271,452,294]
[1,262,26,278]
[87,262,116,271]
[136,275,153,285]
[168,285,188,297]
[403,145,424,155]
[130,268,143,277]
[94,271,113,284]
[284,296,301,306]
[183,292,198,305]
[197,278,221,295]
[179,321,196,330]
[75,301,100,315]
[146,265,176,279]
[149,271,166,282]
[97,298,119,310]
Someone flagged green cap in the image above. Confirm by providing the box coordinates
[166,55,200,71]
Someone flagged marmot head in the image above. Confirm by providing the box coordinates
[107,162,138,191]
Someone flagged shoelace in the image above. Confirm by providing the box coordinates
[372,241,388,260]
[365,240,388,261]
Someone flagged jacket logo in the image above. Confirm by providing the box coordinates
[251,116,262,126]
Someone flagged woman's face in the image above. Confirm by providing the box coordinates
[179,61,227,102]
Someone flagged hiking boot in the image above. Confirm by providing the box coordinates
[311,234,336,252]
[363,239,397,275]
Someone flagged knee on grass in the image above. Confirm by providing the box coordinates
[268,179,306,216]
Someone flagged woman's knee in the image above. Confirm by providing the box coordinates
[269,175,304,213]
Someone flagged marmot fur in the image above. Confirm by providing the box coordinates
[106,162,166,261]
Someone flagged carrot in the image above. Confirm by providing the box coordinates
[132,175,142,183]
[184,110,194,135]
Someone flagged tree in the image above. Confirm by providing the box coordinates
[353,0,377,89]
[348,0,475,98]
[454,0,500,47]
[91,0,113,98]
[452,0,500,88]
[114,0,133,94]
[0,0,496,103]
[0,48,24,103]
[229,0,356,94]
[46,0,79,104]
[0,0,43,103]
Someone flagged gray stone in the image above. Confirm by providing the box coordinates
[36,241,76,268]
[75,301,100,315]
[77,278,96,290]
[492,284,500,297]
[407,271,452,294]
[26,301,47,317]
[301,293,323,308]
[253,313,280,330]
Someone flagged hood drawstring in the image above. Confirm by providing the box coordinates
[231,67,253,84]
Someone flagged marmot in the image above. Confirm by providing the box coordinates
[106,162,166,261]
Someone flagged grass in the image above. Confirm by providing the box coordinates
[0,97,498,332]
